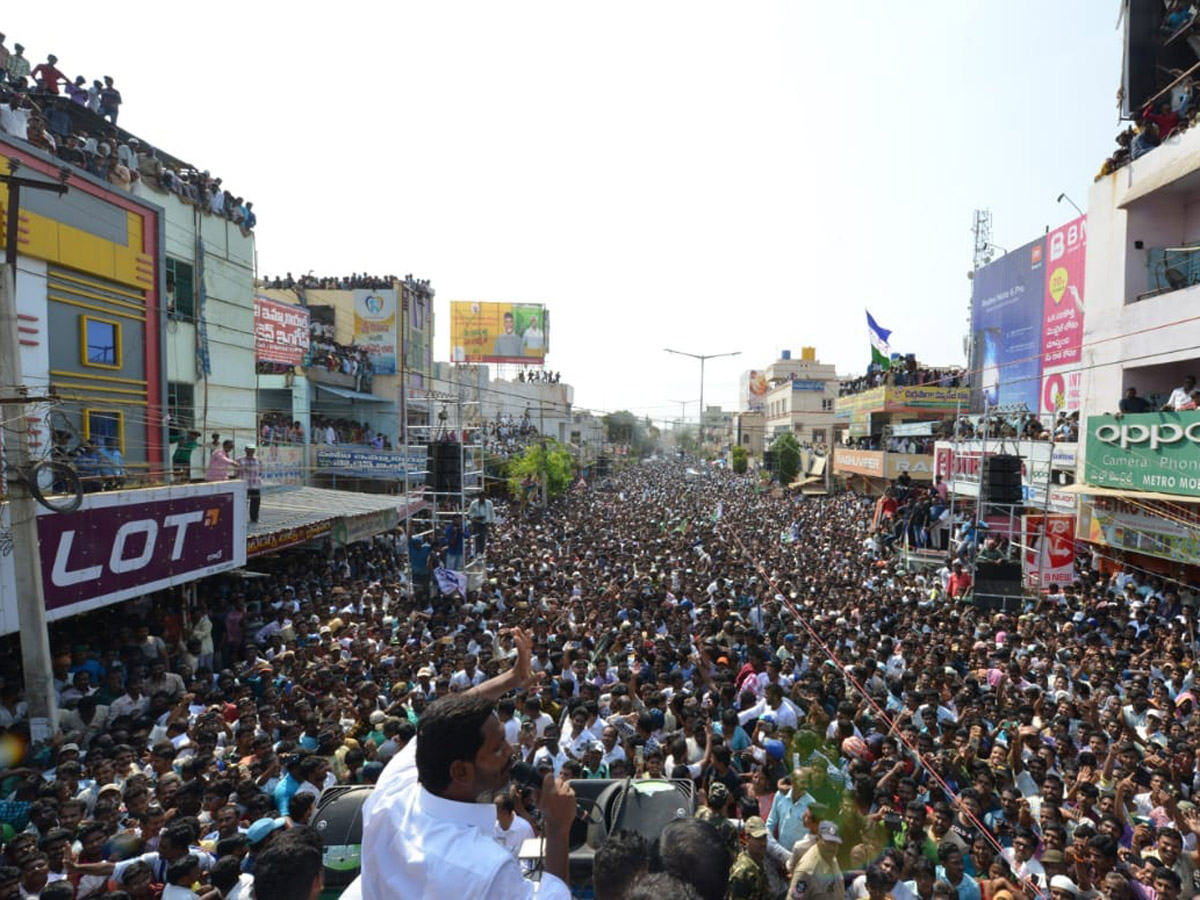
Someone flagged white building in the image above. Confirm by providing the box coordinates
[130,181,257,458]
[761,349,838,445]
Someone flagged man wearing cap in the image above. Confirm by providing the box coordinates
[790,820,845,900]
[238,444,262,523]
[696,780,739,857]
[728,816,771,900]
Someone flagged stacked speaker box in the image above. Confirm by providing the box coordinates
[982,454,1023,505]
[425,441,462,493]
[762,450,777,472]
[974,560,1023,612]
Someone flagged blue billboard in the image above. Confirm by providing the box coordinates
[970,237,1046,413]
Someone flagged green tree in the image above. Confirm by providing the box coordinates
[507,439,576,500]
[731,445,748,474]
[772,432,801,485]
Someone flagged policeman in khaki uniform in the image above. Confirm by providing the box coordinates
[728,816,771,900]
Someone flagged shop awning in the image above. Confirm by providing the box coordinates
[316,384,390,403]
[1058,484,1200,504]
[247,487,427,557]
[789,475,823,488]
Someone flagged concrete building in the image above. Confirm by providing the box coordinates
[761,349,838,445]
[123,174,257,476]
[1075,120,1200,578]
[2,135,166,477]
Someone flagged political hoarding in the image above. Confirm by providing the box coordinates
[1077,493,1200,567]
[0,482,247,635]
[741,370,769,412]
[1022,514,1076,587]
[1041,216,1086,416]
[450,302,549,364]
[970,238,1046,413]
[353,289,398,375]
[316,447,428,480]
[254,296,310,365]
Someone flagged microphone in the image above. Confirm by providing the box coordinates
[510,761,598,820]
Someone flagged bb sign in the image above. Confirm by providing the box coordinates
[1085,411,1200,496]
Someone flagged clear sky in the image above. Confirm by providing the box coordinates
[4,2,1122,426]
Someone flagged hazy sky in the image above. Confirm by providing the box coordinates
[5,3,1122,426]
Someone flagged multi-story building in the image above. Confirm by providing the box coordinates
[760,348,839,445]
[1076,93,1200,581]
[2,134,166,477]
[832,374,969,493]
[253,278,435,492]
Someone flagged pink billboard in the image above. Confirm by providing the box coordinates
[1040,216,1086,415]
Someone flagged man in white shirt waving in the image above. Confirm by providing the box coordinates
[347,627,576,899]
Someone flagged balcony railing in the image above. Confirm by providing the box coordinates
[1136,245,1200,302]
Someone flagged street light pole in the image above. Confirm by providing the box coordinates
[667,398,699,456]
[664,348,740,456]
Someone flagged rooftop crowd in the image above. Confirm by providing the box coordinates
[259,274,400,292]
[0,459,1193,899]
[0,34,256,231]
[1096,4,1200,179]
[840,361,964,397]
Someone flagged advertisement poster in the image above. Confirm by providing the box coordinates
[970,237,1046,413]
[1022,514,1076,586]
[0,483,247,632]
[253,296,310,364]
[1077,496,1200,566]
[1040,216,1086,415]
[353,289,398,375]
[741,370,768,412]
[450,301,549,364]
[1084,411,1200,496]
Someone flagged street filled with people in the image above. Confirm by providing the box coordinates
[0,459,1196,900]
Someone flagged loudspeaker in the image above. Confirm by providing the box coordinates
[312,785,372,892]
[982,455,1023,505]
[425,441,462,492]
[975,560,1023,603]
[763,450,776,472]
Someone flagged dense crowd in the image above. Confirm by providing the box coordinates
[0,459,1195,899]
[841,362,964,397]
[310,415,389,448]
[0,34,256,231]
[258,414,305,445]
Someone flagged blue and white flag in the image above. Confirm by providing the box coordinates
[866,310,892,369]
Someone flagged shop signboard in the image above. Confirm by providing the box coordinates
[1076,495,1200,567]
[0,482,247,633]
[316,447,427,480]
[1084,411,1200,496]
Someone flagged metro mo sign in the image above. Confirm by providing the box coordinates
[33,484,246,615]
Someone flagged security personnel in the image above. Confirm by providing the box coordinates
[695,781,738,857]
[728,816,771,900]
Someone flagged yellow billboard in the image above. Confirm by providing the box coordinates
[450,302,548,364]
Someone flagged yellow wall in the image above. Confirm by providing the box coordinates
[0,201,152,292]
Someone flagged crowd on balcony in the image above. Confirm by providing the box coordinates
[260,273,398,291]
[1096,5,1200,179]
[0,34,256,231]
[952,410,1079,442]
[839,359,963,396]
[307,321,374,392]
[258,413,305,445]
[311,415,391,448]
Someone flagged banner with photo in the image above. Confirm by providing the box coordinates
[450,301,549,364]
[353,289,398,375]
